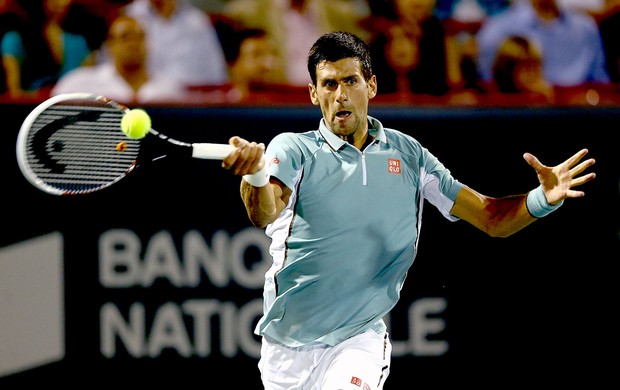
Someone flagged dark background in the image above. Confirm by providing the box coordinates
[1,102,617,388]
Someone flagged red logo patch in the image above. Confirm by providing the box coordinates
[271,157,280,165]
[388,158,401,174]
[350,377,362,387]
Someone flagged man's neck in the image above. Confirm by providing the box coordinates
[340,129,373,150]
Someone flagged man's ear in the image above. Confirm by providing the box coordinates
[368,75,377,99]
[309,83,319,105]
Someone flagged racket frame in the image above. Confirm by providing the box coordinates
[16,93,235,196]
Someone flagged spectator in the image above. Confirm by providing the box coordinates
[0,0,26,94]
[491,35,554,103]
[1,0,94,98]
[557,0,606,17]
[222,0,371,87]
[123,0,229,87]
[51,13,188,104]
[61,0,132,58]
[437,0,511,93]
[476,0,610,87]
[598,1,620,83]
[367,0,451,96]
[224,27,287,101]
[434,0,510,21]
[444,24,483,93]
[378,25,420,95]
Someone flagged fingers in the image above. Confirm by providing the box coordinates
[569,157,596,177]
[236,142,265,175]
[525,149,596,176]
[565,148,590,168]
[222,136,265,175]
[565,189,586,198]
[229,135,244,148]
[565,149,596,188]
[525,149,596,203]
[570,172,596,188]
[523,152,542,170]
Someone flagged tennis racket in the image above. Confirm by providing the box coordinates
[16,92,234,196]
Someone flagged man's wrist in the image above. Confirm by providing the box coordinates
[526,185,563,218]
[242,163,269,187]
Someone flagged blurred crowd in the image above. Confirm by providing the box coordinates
[1,0,620,106]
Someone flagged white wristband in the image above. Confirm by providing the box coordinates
[526,185,563,218]
[242,162,269,187]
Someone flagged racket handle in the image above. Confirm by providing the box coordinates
[192,143,236,160]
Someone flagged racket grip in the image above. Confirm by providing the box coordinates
[192,143,236,160]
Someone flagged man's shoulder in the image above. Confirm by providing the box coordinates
[383,127,424,152]
[52,65,101,91]
[1,30,22,49]
[62,63,109,78]
[383,126,415,140]
[478,4,526,32]
[271,130,318,145]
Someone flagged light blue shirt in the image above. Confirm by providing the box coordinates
[476,1,610,86]
[255,116,464,347]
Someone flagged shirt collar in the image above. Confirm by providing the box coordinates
[317,115,387,152]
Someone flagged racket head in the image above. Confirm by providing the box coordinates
[16,93,142,196]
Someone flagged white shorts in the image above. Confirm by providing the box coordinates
[258,329,392,390]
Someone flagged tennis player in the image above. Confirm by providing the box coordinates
[221,31,596,390]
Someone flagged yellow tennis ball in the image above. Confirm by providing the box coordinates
[121,109,151,139]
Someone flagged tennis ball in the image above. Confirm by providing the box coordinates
[121,109,151,139]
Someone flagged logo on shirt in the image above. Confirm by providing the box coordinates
[388,158,401,174]
[351,377,362,386]
[350,377,370,389]
[271,157,280,165]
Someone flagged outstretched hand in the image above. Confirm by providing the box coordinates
[222,136,266,176]
[523,148,596,205]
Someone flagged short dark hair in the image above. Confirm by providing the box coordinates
[492,35,542,93]
[223,27,269,65]
[307,31,373,86]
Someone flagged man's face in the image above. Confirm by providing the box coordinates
[386,26,419,73]
[309,58,377,139]
[395,0,436,24]
[107,17,147,68]
[235,36,281,85]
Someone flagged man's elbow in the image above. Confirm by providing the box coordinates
[247,208,277,228]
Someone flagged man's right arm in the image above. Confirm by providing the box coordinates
[240,179,291,228]
[222,136,291,228]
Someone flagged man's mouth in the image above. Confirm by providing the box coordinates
[336,110,351,119]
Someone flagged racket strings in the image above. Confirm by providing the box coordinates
[24,101,140,194]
